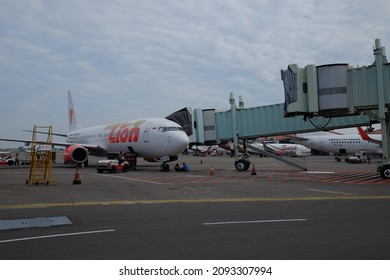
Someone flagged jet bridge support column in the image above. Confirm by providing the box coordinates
[230,92,250,171]
[230,92,239,158]
[374,40,390,178]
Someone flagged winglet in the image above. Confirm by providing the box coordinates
[68,91,81,131]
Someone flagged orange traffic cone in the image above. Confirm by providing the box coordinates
[73,167,81,184]
[251,164,257,175]
[210,165,215,176]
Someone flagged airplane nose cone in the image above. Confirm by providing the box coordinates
[170,132,189,154]
[178,132,190,149]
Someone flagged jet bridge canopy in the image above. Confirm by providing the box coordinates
[166,107,193,137]
[214,103,371,142]
[166,101,372,144]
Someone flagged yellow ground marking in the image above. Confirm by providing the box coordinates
[1,196,390,210]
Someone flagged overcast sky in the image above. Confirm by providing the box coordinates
[1,0,389,148]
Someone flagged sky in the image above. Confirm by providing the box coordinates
[1,0,389,148]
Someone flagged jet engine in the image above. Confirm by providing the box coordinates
[64,145,88,164]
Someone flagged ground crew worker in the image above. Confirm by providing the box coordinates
[118,151,124,165]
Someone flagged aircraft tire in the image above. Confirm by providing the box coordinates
[380,165,390,179]
[235,160,248,172]
[160,163,170,172]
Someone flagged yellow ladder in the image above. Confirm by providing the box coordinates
[27,125,56,186]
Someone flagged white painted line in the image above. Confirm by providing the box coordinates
[302,171,335,174]
[0,229,115,243]
[96,173,171,185]
[203,218,307,226]
[306,188,353,195]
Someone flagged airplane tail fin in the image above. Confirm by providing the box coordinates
[357,127,382,145]
[357,127,370,141]
[68,91,81,132]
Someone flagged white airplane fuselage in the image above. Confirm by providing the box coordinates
[295,134,382,155]
[270,143,311,157]
[249,142,311,157]
[66,118,189,159]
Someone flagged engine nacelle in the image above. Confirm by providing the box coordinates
[64,145,88,164]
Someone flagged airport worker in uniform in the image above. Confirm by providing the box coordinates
[174,163,181,171]
[118,151,124,165]
[14,153,19,166]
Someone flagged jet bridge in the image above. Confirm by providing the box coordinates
[168,103,371,145]
[167,40,385,172]
[280,39,390,179]
[213,102,371,142]
[168,96,371,172]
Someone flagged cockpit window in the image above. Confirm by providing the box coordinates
[158,126,183,132]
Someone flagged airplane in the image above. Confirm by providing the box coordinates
[0,92,190,171]
[289,127,382,156]
[189,145,209,156]
[247,140,312,157]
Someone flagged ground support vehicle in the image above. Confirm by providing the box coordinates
[97,152,137,173]
[345,156,364,163]
[0,152,15,166]
[19,152,31,165]
[97,159,130,173]
[345,152,369,164]
[0,158,14,166]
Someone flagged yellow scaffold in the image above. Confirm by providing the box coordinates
[27,125,56,186]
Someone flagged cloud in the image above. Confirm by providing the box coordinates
[0,0,389,147]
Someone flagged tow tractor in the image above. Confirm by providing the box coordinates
[97,152,137,173]
[0,152,15,166]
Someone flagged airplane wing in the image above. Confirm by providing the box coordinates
[286,135,309,142]
[0,138,34,146]
[0,137,100,150]
[326,130,344,135]
[22,130,68,137]
[357,127,382,145]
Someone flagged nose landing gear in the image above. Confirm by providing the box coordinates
[160,162,170,172]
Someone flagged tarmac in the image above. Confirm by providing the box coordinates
[2,154,390,260]
[1,153,390,210]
